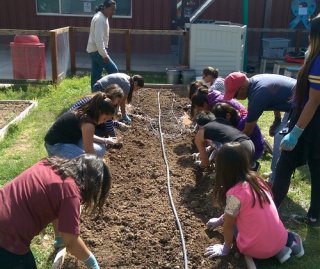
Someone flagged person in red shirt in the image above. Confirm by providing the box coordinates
[0,154,111,269]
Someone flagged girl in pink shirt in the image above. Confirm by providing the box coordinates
[204,142,304,263]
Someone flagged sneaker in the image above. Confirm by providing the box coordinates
[275,246,292,264]
[251,161,260,172]
[269,117,282,137]
[292,214,320,227]
[262,171,272,179]
[289,232,304,258]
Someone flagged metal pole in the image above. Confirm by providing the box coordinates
[243,0,249,72]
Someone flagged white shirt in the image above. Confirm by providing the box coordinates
[86,11,109,58]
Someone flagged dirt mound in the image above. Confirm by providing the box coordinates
[63,88,246,269]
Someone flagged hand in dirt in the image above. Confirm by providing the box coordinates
[205,243,231,258]
[121,114,132,124]
[194,160,208,170]
[118,122,130,131]
[84,253,100,269]
[105,137,118,145]
[206,215,224,230]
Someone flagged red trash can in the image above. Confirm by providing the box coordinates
[10,35,46,80]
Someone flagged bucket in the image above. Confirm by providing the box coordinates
[166,69,181,84]
[181,69,196,85]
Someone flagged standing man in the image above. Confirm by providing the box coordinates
[87,0,118,90]
[223,72,296,182]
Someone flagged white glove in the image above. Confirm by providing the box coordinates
[192,152,200,161]
[105,137,118,145]
[206,215,224,230]
[204,243,231,259]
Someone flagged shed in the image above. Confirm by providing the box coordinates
[188,0,246,76]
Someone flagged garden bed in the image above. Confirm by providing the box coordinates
[62,88,246,269]
[0,100,37,140]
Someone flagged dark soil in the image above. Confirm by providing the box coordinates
[0,101,33,129]
[62,88,247,269]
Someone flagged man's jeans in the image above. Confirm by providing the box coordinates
[90,51,118,90]
[269,112,289,183]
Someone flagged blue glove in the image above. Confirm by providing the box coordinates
[53,236,65,249]
[204,243,232,258]
[280,125,304,151]
[122,114,132,124]
[84,253,100,269]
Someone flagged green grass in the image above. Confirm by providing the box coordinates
[0,74,319,268]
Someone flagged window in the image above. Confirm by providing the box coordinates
[36,0,132,17]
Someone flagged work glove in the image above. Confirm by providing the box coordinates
[105,137,118,145]
[121,114,132,124]
[206,215,224,230]
[204,243,231,259]
[191,152,200,161]
[280,125,304,151]
[84,253,100,269]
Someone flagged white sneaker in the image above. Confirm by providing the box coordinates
[275,246,292,264]
[262,171,272,178]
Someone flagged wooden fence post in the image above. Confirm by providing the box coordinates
[69,27,76,76]
[125,29,131,72]
[50,30,58,84]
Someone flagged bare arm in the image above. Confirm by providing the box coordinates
[296,88,320,129]
[120,95,127,115]
[81,123,96,154]
[60,232,91,261]
[242,121,257,137]
[223,213,236,248]
[194,128,209,167]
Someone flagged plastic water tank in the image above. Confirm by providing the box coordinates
[10,35,46,80]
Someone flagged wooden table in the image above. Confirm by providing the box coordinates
[283,65,301,78]
[272,60,301,75]
[260,58,281,73]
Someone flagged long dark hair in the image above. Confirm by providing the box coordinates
[294,14,320,113]
[45,154,112,214]
[95,0,116,13]
[188,80,208,100]
[213,143,271,208]
[75,92,115,123]
[127,75,144,104]
[211,102,240,127]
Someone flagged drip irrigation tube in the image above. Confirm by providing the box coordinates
[157,91,189,269]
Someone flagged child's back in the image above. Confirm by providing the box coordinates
[226,181,287,259]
